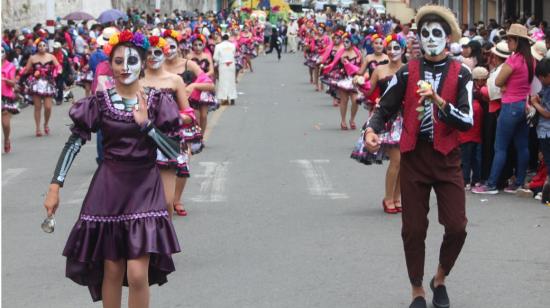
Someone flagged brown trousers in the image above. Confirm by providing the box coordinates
[400,140,468,287]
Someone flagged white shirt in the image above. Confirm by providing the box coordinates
[75,35,87,54]
[288,21,299,36]
[213,40,236,65]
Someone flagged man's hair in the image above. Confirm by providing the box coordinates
[536,58,550,77]
[417,14,451,38]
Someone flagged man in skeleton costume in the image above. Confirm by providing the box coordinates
[365,6,473,308]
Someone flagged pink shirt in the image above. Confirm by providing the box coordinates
[91,61,112,94]
[502,53,534,103]
[1,60,16,98]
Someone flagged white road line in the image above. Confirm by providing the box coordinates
[65,175,94,205]
[191,162,229,202]
[291,160,349,200]
[2,168,27,186]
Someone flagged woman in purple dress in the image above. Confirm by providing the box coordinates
[43,31,181,307]
[142,35,196,217]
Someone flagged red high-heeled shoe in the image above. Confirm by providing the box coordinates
[340,122,348,130]
[394,199,402,212]
[350,121,357,130]
[36,130,43,137]
[4,139,11,153]
[383,199,398,214]
[173,202,188,217]
[44,126,50,135]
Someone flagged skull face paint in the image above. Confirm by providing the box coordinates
[165,37,178,60]
[119,47,141,85]
[193,40,204,52]
[420,22,447,56]
[147,47,165,70]
[373,38,384,54]
[387,41,403,62]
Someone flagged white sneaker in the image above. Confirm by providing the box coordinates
[464,184,471,191]
[535,192,542,200]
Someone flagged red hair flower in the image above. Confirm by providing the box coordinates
[149,36,159,47]
[119,30,133,43]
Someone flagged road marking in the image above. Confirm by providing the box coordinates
[291,159,348,199]
[2,168,27,186]
[203,105,228,142]
[191,162,229,202]
[65,175,94,205]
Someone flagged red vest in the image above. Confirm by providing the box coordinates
[400,58,462,155]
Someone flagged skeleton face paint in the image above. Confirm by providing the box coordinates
[166,37,178,60]
[386,41,403,61]
[373,38,384,54]
[147,47,165,70]
[420,22,447,56]
[118,47,141,85]
[193,40,204,52]
[343,39,352,49]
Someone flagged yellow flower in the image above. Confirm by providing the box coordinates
[171,31,179,39]
[158,37,166,48]
[108,34,119,46]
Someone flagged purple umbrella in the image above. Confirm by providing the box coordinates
[97,9,127,24]
[63,11,95,21]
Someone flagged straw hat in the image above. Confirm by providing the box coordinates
[415,5,461,42]
[531,40,547,61]
[53,41,62,49]
[472,66,489,79]
[490,41,511,58]
[96,27,119,47]
[505,23,535,44]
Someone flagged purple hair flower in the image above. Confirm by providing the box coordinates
[131,32,149,51]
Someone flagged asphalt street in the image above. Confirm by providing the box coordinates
[2,52,550,308]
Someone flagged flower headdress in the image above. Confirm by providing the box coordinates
[191,34,207,44]
[383,34,407,49]
[333,30,344,38]
[103,30,149,56]
[148,36,169,53]
[34,37,47,46]
[370,33,383,42]
[162,29,183,43]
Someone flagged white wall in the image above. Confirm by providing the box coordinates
[1,0,217,29]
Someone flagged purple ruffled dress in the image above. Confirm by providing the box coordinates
[62,89,181,302]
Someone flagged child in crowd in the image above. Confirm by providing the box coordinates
[516,152,547,198]
[459,66,488,189]
[530,58,550,204]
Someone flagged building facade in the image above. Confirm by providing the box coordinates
[409,0,549,27]
[2,0,218,29]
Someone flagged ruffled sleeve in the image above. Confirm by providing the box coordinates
[149,90,182,136]
[69,95,101,141]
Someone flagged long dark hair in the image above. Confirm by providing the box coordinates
[468,40,485,67]
[515,37,534,82]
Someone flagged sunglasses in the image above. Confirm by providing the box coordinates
[148,49,163,57]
